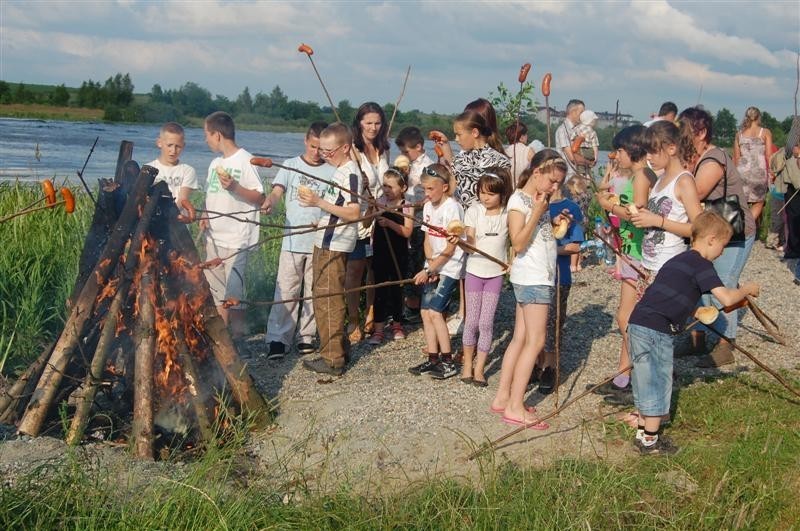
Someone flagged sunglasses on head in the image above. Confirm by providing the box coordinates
[423,166,448,182]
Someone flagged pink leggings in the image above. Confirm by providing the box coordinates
[463,272,504,352]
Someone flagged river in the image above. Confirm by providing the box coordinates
[0,117,609,187]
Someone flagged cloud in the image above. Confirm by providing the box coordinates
[627,58,780,97]
[630,0,783,68]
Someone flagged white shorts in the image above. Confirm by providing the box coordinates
[203,241,249,309]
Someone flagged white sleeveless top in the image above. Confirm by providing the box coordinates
[641,171,690,272]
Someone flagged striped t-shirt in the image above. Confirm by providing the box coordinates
[314,160,360,252]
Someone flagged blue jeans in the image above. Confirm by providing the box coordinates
[421,274,459,313]
[627,323,673,417]
[699,235,755,339]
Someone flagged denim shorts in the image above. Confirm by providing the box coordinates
[421,274,459,313]
[627,323,674,417]
[512,283,554,305]
[348,238,372,260]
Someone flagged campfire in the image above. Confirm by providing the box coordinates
[0,142,267,459]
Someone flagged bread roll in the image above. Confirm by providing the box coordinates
[552,218,569,238]
[695,306,719,325]
[607,194,621,206]
[393,155,411,170]
[216,166,230,179]
[298,185,312,196]
[627,204,639,215]
[447,219,465,236]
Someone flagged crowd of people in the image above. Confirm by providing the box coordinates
[146,97,799,456]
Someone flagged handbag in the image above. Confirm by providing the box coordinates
[701,150,746,242]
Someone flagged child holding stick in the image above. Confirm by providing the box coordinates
[459,167,512,386]
[490,149,568,429]
[627,211,759,455]
[367,166,414,344]
[408,164,465,380]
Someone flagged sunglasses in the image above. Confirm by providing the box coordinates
[423,166,448,183]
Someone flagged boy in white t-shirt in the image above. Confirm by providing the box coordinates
[298,123,362,376]
[407,163,466,380]
[147,122,199,206]
[261,122,332,360]
[201,111,265,339]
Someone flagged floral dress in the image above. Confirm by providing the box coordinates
[737,129,768,203]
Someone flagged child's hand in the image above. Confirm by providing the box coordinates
[198,216,210,232]
[532,192,550,217]
[630,208,660,228]
[446,233,461,245]
[216,166,236,191]
[741,281,760,297]
[552,208,573,226]
[414,269,431,285]
[298,187,320,207]
[261,196,274,214]
[376,216,391,228]
[428,131,449,144]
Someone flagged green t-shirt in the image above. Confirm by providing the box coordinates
[617,178,644,260]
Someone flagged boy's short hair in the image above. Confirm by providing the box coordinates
[421,163,456,196]
[307,121,328,139]
[205,111,235,141]
[395,126,424,148]
[505,122,527,144]
[691,211,733,241]
[658,101,678,117]
[612,125,648,162]
[320,122,353,146]
[160,122,185,136]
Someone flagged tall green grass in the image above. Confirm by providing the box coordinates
[0,376,797,529]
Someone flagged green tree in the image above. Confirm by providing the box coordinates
[488,81,539,130]
[49,84,70,106]
[0,81,10,103]
[761,111,787,147]
[174,82,213,117]
[13,83,36,104]
[713,108,737,147]
[149,84,167,103]
[236,87,253,114]
[336,99,355,124]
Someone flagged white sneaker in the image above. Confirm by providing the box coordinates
[446,314,463,337]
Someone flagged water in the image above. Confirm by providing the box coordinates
[0,117,304,185]
[0,117,611,187]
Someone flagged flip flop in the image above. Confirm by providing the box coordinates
[501,415,549,430]
[490,405,536,414]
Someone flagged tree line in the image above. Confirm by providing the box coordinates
[0,73,795,148]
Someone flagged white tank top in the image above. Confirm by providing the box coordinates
[641,171,690,272]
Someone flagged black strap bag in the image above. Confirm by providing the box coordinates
[702,151,746,242]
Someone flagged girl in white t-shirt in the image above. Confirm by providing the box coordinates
[490,150,568,429]
[630,121,703,295]
[407,164,466,380]
[460,168,512,386]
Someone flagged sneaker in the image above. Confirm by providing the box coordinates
[636,436,679,456]
[538,367,557,395]
[408,359,438,376]
[265,341,286,361]
[429,361,459,380]
[368,331,384,345]
[296,342,315,355]
[696,341,735,368]
[446,314,464,336]
[302,357,344,376]
[391,323,405,340]
[603,392,635,406]
[589,380,632,396]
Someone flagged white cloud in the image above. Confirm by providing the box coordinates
[629,0,783,68]
[627,58,780,97]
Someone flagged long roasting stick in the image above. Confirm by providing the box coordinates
[250,157,510,271]
[387,65,412,138]
[298,43,341,123]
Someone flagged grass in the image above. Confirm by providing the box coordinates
[0,104,104,122]
[0,375,798,529]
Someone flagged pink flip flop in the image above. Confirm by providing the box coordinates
[501,415,549,430]
[490,405,536,414]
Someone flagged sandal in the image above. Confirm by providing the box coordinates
[348,326,363,344]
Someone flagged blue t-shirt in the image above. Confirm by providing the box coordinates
[273,156,335,253]
[630,249,723,335]
[550,198,585,286]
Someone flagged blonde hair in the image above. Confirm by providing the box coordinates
[741,106,761,130]
[421,163,456,197]
[321,122,353,146]
[692,211,734,241]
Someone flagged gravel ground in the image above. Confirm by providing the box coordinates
[241,243,800,487]
[1,244,798,490]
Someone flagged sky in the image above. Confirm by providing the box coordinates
[1,1,798,123]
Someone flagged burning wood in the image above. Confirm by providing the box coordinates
[0,143,268,460]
